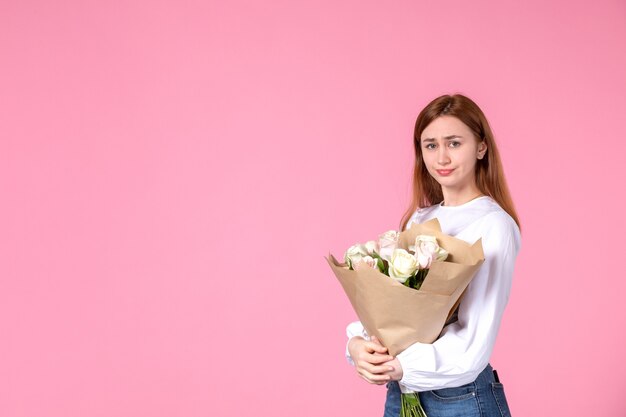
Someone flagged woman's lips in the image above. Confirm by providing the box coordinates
[436,169,454,176]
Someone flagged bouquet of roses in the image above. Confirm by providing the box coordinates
[344,230,450,291]
[326,218,485,417]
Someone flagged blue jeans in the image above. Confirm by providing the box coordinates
[383,364,511,417]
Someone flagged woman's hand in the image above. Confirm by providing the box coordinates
[348,335,403,384]
[380,356,403,381]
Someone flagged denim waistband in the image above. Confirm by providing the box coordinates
[473,363,497,387]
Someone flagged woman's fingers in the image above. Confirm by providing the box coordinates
[378,357,403,381]
[359,361,394,376]
[364,339,389,355]
[370,335,387,349]
[367,352,394,364]
[356,347,393,365]
[351,335,389,355]
[354,352,394,382]
[357,367,391,385]
[354,353,392,367]
[349,336,396,384]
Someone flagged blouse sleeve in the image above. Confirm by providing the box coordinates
[344,321,369,366]
[396,211,521,391]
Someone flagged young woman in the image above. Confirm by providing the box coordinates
[346,94,522,417]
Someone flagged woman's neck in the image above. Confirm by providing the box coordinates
[441,188,484,207]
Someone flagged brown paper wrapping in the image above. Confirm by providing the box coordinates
[326,218,485,357]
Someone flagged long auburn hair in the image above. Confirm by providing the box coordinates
[399,94,521,232]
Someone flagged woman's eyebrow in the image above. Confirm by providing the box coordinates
[421,135,464,142]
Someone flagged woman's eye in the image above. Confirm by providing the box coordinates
[449,141,461,148]
[425,143,436,149]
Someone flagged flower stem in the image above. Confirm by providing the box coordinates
[400,393,428,417]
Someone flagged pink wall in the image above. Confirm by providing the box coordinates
[2,1,625,416]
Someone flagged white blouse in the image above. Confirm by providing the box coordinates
[345,196,522,391]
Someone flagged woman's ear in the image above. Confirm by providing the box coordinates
[477,142,487,159]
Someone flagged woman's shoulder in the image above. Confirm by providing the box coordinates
[473,204,521,252]
[478,201,519,232]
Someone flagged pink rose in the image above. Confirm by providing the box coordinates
[354,255,378,271]
[410,235,448,269]
[378,230,399,262]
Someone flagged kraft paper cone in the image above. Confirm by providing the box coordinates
[326,218,484,357]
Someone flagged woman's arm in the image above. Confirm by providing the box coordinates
[343,210,423,367]
[391,211,521,391]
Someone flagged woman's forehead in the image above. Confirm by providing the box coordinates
[421,116,473,139]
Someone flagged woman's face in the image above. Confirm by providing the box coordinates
[420,115,487,193]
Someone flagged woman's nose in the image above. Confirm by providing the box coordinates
[437,145,451,165]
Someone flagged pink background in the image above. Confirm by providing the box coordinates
[1,1,625,416]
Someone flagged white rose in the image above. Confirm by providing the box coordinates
[364,240,379,255]
[434,247,448,262]
[408,234,436,252]
[344,244,369,269]
[388,248,418,283]
[378,230,399,262]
